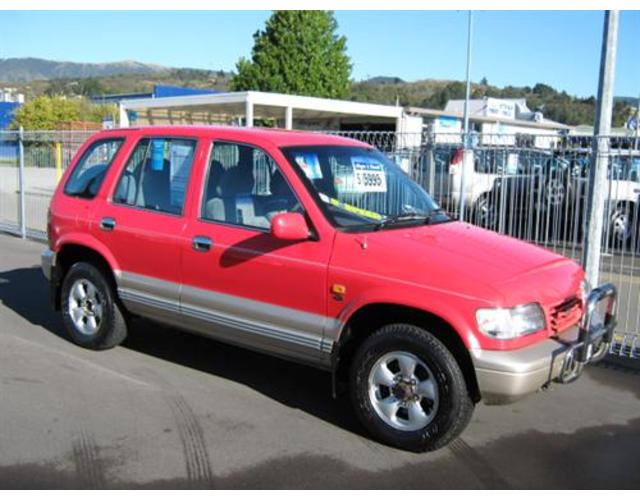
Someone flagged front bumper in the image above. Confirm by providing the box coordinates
[472,284,617,405]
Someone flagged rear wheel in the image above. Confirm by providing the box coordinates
[349,323,474,452]
[544,177,567,211]
[609,204,635,250]
[61,262,128,350]
[473,194,497,228]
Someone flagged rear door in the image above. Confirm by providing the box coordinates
[180,139,334,365]
[89,134,203,324]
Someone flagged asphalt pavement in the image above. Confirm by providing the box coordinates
[0,233,638,489]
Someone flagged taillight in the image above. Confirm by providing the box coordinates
[450,148,464,165]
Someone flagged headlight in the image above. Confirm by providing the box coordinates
[476,303,546,339]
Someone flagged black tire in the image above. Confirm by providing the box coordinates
[60,262,128,350]
[473,194,497,228]
[349,323,474,452]
[543,176,568,212]
[609,204,636,251]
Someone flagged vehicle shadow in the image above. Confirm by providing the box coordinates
[0,266,363,437]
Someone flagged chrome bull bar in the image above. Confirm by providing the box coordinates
[558,283,617,384]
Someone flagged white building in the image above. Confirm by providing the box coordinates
[0,88,24,104]
[114,91,569,150]
[117,90,423,136]
[407,97,570,149]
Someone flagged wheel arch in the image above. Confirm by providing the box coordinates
[333,302,481,403]
[53,238,119,310]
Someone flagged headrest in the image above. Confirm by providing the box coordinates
[270,170,290,196]
[219,165,254,196]
[207,160,225,197]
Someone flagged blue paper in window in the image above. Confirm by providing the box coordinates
[150,140,165,171]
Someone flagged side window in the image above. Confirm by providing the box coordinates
[113,137,196,215]
[201,141,300,230]
[64,138,123,199]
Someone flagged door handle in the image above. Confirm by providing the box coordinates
[192,235,212,252]
[100,217,116,231]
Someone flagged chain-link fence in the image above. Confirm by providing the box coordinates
[0,129,94,238]
[0,127,638,358]
[0,130,21,237]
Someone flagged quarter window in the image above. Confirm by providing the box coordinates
[201,141,300,230]
[64,138,123,199]
[113,138,196,215]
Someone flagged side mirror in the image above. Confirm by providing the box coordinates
[271,212,310,241]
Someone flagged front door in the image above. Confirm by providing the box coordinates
[181,140,333,365]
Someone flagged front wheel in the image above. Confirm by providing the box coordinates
[60,262,128,350]
[349,323,474,452]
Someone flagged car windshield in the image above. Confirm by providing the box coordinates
[282,145,446,230]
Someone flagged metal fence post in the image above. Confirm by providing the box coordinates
[583,10,619,286]
[458,10,474,221]
[18,126,26,239]
[55,142,63,182]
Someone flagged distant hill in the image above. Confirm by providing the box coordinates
[615,96,639,106]
[0,57,169,82]
[350,78,635,127]
[0,59,233,99]
[364,76,406,85]
[0,58,635,128]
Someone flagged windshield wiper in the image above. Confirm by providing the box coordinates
[374,212,428,230]
[424,208,451,225]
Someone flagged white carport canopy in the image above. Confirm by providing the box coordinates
[118,90,404,130]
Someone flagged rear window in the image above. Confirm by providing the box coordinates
[64,138,124,199]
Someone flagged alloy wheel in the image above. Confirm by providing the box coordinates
[367,351,439,432]
[68,278,103,336]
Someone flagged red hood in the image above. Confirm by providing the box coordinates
[346,221,584,307]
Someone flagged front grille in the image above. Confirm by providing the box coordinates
[549,295,582,334]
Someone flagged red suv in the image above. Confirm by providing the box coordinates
[42,126,617,452]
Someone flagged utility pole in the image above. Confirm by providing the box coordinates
[636,96,640,149]
[583,10,619,286]
[458,10,473,220]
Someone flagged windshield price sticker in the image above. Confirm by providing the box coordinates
[351,156,387,193]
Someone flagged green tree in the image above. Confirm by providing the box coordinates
[75,77,106,97]
[44,79,73,97]
[231,10,352,98]
[532,83,555,97]
[11,96,115,130]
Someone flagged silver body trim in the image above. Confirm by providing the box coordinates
[471,336,571,404]
[116,271,337,368]
[41,249,56,281]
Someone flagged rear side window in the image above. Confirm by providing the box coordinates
[64,138,123,199]
[113,137,197,215]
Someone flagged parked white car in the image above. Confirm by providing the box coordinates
[429,147,519,225]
